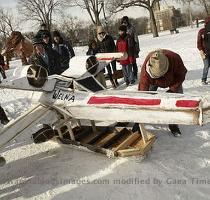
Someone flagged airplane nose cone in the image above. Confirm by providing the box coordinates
[27,65,48,88]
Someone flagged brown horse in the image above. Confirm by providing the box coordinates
[2,31,33,65]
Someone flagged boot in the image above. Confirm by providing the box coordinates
[169,124,181,137]
[132,123,141,134]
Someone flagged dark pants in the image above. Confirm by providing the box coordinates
[132,63,138,79]
[106,60,117,86]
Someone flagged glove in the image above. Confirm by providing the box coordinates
[199,50,206,60]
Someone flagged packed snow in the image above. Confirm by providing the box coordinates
[1,26,210,200]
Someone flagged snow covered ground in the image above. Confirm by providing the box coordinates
[1,26,210,200]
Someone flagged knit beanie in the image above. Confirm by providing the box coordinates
[147,50,169,78]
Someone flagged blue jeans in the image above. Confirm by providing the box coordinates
[122,64,134,83]
[202,56,210,82]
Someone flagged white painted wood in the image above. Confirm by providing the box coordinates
[0,105,58,148]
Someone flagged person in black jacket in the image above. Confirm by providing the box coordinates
[86,40,100,56]
[30,37,61,75]
[36,23,52,41]
[96,26,118,87]
[86,41,106,87]
[52,31,75,73]
[42,32,53,51]
[121,16,140,80]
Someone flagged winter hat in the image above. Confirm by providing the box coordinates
[121,16,129,24]
[119,25,127,32]
[147,50,169,78]
[52,30,61,38]
[32,37,44,45]
[96,26,105,34]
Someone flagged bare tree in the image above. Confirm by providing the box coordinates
[58,15,85,45]
[0,8,20,41]
[108,0,160,37]
[18,0,63,31]
[67,0,109,27]
[175,0,210,16]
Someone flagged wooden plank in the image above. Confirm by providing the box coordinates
[139,124,149,144]
[0,104,56,148]
[117,134,156,157]
[94,129,122,147]
[113,132,140,151]
[57,138,117,158]
[107,128,130,148]
[79,127,109,144]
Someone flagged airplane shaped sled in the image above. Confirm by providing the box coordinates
[0,53,210,165]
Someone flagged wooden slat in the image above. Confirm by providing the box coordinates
[113,132,140,151]
[103,128,130,148]
[79,127,109,144]
[94,129,122,147]
[117,134,156,157]
[58,138,116,158]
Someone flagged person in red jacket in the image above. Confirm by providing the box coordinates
[197,16,210,84]
[116,25,135,86]
[137,49,187,136]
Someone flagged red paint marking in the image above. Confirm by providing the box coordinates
[88,96,161,106]
[176,100,200,108]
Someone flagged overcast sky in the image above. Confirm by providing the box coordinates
[0,0,201,31]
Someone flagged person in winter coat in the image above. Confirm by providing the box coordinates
[116,25,135,86]
[86,40,106,87]
[86,40,100,56]
[197,16,210,85]
[30,37,61,75]
[137,49,187,136]
[0,54,7,79]
[96,26,118,87]
[42,32,52,51]
[121,16,140,80]
[52,31,75,73]
[0,55,9,125]
[36,23,52,41]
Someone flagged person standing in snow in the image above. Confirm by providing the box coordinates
[121,16,140,80]
[52,31,75,73]
[35,23,52,42]
[42,32,53,51]
[86,41,106,88]
[116,25,135,86]
[197,16,210,85]
[0,54,9,125]
[30,37,61,75]
[137,49,187,137]
[96,26,118,87]
[86,40,100,56]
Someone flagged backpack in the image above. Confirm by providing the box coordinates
[204,21,210,55]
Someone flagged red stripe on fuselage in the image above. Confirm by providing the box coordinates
[176,100,200,108]
[88,96,161,106]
